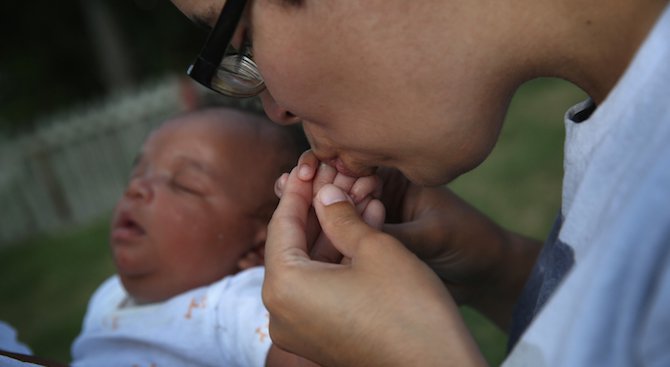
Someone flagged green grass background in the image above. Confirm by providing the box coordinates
[0,78,586,365]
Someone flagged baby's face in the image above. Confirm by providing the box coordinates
[110,115,285,303]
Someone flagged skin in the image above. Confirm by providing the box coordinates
[110,107,295,304]
[172,0,665,185]
[170,0,669,365]
[111,107,321,366]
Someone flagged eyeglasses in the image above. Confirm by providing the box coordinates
[187,0,265,98]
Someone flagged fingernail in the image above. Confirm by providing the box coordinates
[318,162,335,175]
[319,185,349,206]
[298,164,313,180]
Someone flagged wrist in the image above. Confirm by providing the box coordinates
[466,231,540,330]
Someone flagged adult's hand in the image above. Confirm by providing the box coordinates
[281,153,540,330]
[378,168,541,330]
[263,167,487,367]
[274,150,382,263]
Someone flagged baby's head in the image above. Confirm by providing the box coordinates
[110,107,304,304]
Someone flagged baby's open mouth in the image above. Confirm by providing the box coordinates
[112,212,146,241]
[120,218,144,234]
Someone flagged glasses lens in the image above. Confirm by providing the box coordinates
[210,54,265,97]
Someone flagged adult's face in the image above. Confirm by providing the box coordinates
[173,0,517,185]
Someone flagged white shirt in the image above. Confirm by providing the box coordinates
[71,267,271,367]
[505,4,670,366]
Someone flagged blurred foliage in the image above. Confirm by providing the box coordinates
[0,0,204,136]
[0,217,114,363]
[451,77,587,239]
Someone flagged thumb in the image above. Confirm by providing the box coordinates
[314,184,379,259]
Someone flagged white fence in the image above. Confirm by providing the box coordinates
[0,74,263,245]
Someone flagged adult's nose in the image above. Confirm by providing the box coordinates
[259,91,301,126]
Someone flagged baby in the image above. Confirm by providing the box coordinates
[71,107,315,366]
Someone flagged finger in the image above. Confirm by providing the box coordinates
[274,172,289,198]
[297,150,319,181]
[355,196,373,215]
[313,184,379,259]
[312,197,385,264]
[312,162,337,197]
[350,175,381,204]
[265,166,315,271]
[332,172,356,193]
[361,198,386,230]
[310,182,355,263]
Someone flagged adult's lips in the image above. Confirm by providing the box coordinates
[323,157,376,178]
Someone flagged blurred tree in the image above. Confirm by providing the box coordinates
[0,0,203,137]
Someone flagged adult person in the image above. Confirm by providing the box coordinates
[169,0,670,366]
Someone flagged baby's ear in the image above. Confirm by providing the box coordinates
[237,246,265,270]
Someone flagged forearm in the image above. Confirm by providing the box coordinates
[462,231,541,331]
